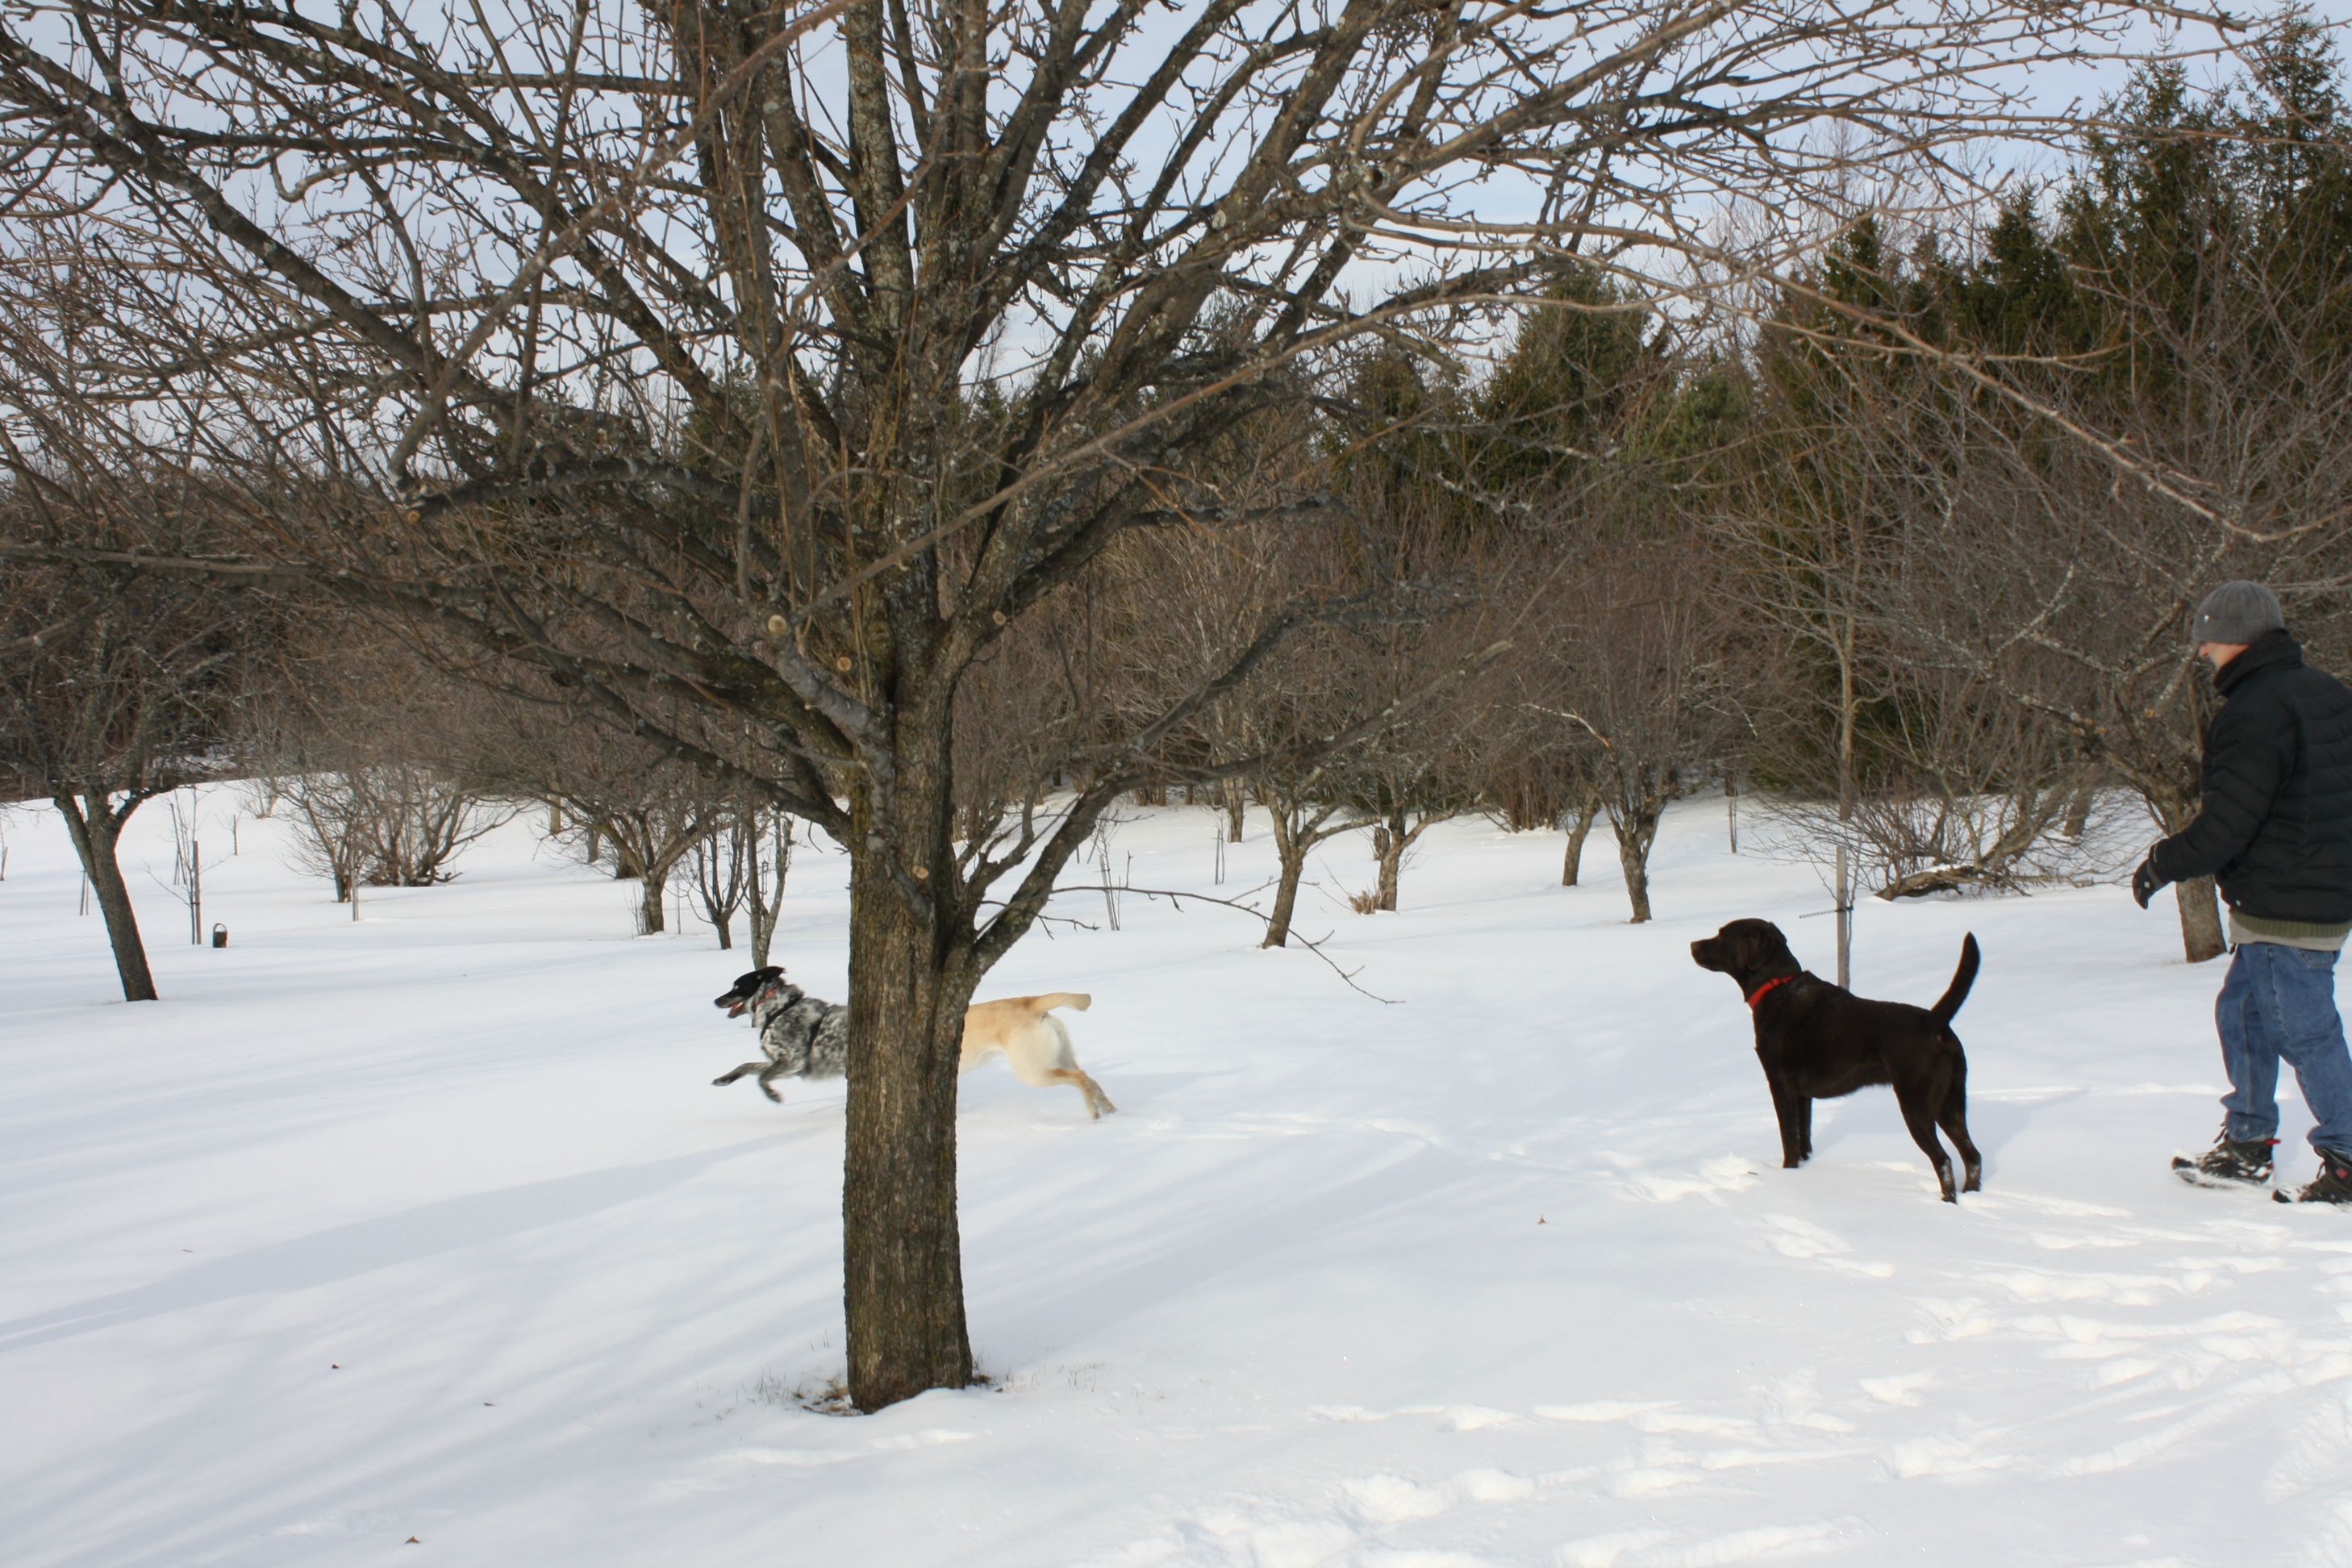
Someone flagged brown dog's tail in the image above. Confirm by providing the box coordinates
[1024,991,1092,1015]
[1930,933,1980,1028]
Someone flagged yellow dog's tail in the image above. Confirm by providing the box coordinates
[1021,991,1091,1015]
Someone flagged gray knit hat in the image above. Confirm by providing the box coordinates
[2189,580,2284,645]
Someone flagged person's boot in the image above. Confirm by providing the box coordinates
[2173,1130,2277,1187]
[2279,1147,2352,1205]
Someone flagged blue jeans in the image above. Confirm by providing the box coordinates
[2216,941,2352,1155]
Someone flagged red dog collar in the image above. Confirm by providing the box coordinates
[1745,974,1797,1009]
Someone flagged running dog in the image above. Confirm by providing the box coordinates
[710,966,1116,1117]
[1690,920,1983,1203]
[711,968,848,1097]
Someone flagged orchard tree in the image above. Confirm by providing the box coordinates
[0,489,263,999]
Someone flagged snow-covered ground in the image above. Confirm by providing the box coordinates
[4,786,2350,1567]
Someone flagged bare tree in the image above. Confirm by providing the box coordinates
[1537,537,1727,923]
[689,816,750,949]
[281,765,511,900]
[746,806,796,968]
[0,490,263,999]
[1243,598,1378,949]
[550,753,728,937]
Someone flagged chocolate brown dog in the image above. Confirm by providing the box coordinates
[1691,920,1983,1203]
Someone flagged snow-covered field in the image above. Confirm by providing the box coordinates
[5,786,2350,1567]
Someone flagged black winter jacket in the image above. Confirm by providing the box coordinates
[2150,630,2352,924]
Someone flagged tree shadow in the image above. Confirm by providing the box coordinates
[0,1136,785,1354]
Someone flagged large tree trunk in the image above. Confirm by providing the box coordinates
[840,763,976,1412]
[56,790,157,1002]
[2176,875,2226,964]
[636,871,666,935]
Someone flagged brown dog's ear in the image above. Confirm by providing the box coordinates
[1728,920,1787,972]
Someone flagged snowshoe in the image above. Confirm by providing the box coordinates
[2275,1147,2352,1206]
[2173,1132,2277,1188]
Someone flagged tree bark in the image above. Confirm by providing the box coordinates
[1223,777,1246,844]
[1264,841,1308,947]
[1614,807,1659,924]
[1562,790,1599,886]
[2148,789,2227,964]
[2062,782,2094,840]
[1372,806,1441,912]
[840,769,976,1410]
[1373,819,1403,911]
[55,790,157,1001]
[2175,875,2226,964]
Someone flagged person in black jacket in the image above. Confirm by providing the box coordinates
[2134,582,2352,1204]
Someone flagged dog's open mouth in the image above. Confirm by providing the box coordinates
[724,998,750,1018]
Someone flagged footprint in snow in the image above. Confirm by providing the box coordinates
[1762,1213,1895,1278]
[1624,1157,1759,1203]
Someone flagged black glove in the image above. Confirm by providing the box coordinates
[2131,857,2166,910]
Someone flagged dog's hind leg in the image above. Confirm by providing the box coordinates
[1896,1091,1959,1203]
[1020,1065,1114,1118]
[1938,1070,1983,1193]
[1002,1049,1116,1116]
[999,1015,1116,1118]
[1058,1072,1120,1124]
[712,1061,767,1089]
[1067,1069,1116,1119]
[757,1061,792,1103]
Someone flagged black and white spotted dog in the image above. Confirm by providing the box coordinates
[711,965,849,1102]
